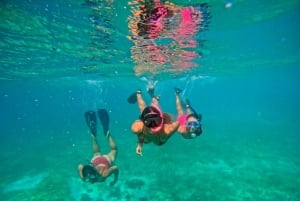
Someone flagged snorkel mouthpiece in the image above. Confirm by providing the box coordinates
[86,174,97,183]
[190,133,197,138]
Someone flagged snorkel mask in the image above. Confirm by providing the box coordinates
[143,113,162,128]
[140,105,163,132]
[185,113,202,137]
[82,165,98,184]
[185,120,201,128]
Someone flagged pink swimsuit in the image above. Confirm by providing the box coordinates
[92,156,110,168]
[177,114,188,126]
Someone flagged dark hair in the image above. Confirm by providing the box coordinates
[82,165,98,183]
[162,113,173,124]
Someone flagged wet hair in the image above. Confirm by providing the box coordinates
[186,113,201,121]
[162,113,173,124]
[82,165,98,183]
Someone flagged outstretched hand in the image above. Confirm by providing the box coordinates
[136,145,143,156]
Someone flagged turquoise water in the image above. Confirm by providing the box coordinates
[1,0,300,201]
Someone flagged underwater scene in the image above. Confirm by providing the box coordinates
[0,0,300,201]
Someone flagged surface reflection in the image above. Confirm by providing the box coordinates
[128,0,210,76]
[81,0,117,73]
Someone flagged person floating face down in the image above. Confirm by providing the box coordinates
[130,88,179,155]
[175,88,203,139]
[78,110,118,185]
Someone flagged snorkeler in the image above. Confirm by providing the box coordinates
[128,87,179,156]
[174,88,203,139]
[78,109,118,185]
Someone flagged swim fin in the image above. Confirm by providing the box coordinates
[98,109,110,136]
[127,92,137,104]
[147,87,155,98]
[84,111,97,136]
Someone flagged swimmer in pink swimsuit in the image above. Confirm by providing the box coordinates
[175,88,202,139]
[130,87,179,155]
[78,110,118,185]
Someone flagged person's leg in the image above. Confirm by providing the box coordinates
[151,96,160,106]
[106,134,117,163]
[137,90,147,112]
[185,99,193,114]
[147,87,160,106]
[175,93,184,115]
[91,135,101,154]
[175,88,184,115]
[187,107,192,114]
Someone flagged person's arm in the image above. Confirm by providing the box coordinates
[164,121,179,135]
[136,137,144,156]
[131,121,144,155]
[108,166,119,186]
[77,164,85,180]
